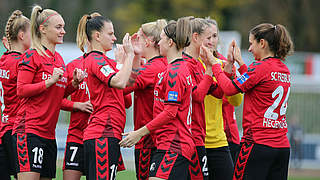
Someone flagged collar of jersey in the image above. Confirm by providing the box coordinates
[4,51,22,55]
[148,55,163,63]
[261,56,279,61]
[170,58,184,64]
[86,50,104,57]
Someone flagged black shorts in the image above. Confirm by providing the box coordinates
[0,130,16,177]
[188,146,209,180]
[228,142,241,164]
[0,142,11,180]
[63,142,85,174]
[84,137,120,180]
[13,133,57,178]
[206,146,234,180]
[233,142,290,180]
[149,149,189,180]
[134,148,156,180]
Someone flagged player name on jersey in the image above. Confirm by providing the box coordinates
[0,69,10,79]
[263,117,288,129]
[271,72,290,83]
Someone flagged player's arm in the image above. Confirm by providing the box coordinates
[119,104,178,148]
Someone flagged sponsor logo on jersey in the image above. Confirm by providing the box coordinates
[100,65,115,77]
[236,73,249,84]
[168,91,178,102]
[0,69,10,79]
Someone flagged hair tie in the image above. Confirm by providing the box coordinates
[87,15,92,20]
[39,9,43,13]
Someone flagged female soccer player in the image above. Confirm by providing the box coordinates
[182,17,224,180]
[61,12,103,180]
[200,18,243,180]
[201,23,294,180]
[122,19,168,180]
[78,13,139,180]
[12,5,83,180]
[120,17,195,180]
[0,10,30,180]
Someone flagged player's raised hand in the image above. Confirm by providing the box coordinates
[200,44,217,66]
[122,33,134,56]
[131,33,143,56]
[115,44,125,64]
[232,40,245,66]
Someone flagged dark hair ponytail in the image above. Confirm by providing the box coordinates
[250,23,294,60]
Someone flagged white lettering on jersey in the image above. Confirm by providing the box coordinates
[271,72,290,83]
[262,117,288,129]
[0,69,10,79]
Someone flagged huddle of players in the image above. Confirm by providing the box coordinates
[0,4,294,180]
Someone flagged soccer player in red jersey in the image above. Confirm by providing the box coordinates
[77,14,139,180]
[12,5,83,180]
[61,12,105,180]
[120,17,196,180]
[201,23,294,180]
[121,19,168,180]
[0,10,30,180]
[182,17,225,180]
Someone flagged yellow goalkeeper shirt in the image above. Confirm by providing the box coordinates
[199,58,243,148]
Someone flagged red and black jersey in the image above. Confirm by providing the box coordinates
[222,97,240,145]
[124,56,167,149]
[182,52,213,146]
[231,57,290,148]
[62,55,90,144]
[0,51,22,142]
[13,48,75,139]
[148,58,195,161]
[83,51,125,141]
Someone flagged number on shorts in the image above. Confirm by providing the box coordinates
[264,86,290,120]
[202,155,208,173]
[110,164,117,180]
[70,146,78,162]
[32,147,44,164]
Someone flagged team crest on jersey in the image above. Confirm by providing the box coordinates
[236,73,249,84]
[100,65,115,77]
[168,91,178,102]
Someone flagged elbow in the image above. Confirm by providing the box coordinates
[111,80,127,89]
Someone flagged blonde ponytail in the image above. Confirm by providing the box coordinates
[30,5,58,57]
[5,10,29,50]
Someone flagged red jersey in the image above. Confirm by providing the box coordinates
[124,56,167,149]
[13,48,74,139]
[0,51,21,141]
[182,52,213,146]
[222,97,240,144]
[232,57,290,148]
[148,58,195,161]
[63,55,90,144]
[83,51,125,141]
